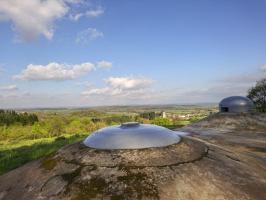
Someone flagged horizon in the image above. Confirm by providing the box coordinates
[3,102,218,110]
[0,0,266,108]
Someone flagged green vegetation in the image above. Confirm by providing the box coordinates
[0,110,38,126]
[248,78,266,112]
[0,134,86,175]
[0,105,216,175]
[140,112,156,120]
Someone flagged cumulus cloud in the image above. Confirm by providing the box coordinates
[76,28,103,44]
[82,76,154,97]
[0,0,78,41]
[0,85,18,91]
[69,13,84,21]
[0,0,104,41]
[97,60,112,69]
[106,77,153,90]
[13,62,95,81]
[70,6,104,21]
[85,7,104,17]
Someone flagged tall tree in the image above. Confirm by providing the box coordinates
[247,78,266,112]
[0,110,38,126]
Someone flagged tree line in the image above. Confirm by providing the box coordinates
[0,110,38,126]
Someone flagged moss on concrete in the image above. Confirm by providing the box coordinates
[117,165,159,199]
[61,167,81,185]
[72,177,107,200]
[41,158,58,171]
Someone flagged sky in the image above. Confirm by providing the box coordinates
[0,0,266,108]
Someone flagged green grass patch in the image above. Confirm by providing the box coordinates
[0,133,87,175]
[174,120,191,126]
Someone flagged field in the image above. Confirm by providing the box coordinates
[0,104,217,175]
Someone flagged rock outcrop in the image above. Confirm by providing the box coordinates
[0,113,265,200]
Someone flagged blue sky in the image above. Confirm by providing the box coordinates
[0,0,266,108]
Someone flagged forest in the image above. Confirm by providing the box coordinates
[0,110,38,126]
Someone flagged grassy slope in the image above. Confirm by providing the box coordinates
[0,134,87,175]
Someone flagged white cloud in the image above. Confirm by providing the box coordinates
[0,0,104,41]
[0,0,80,41]
[70,7,104,21]
[76,28,103,44]
[106,77,153,90]
[83,87,111,95]
[85,7,104,17]
[69,13,84,21]
[82,76,154,97]
[0,85,18,91]
[260,64,266,71]
[97,60,112,69]
[64,0,82,3]
[13,62,95,81]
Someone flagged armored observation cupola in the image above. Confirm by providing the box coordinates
[83,122,181,149]
[219,96,254,113]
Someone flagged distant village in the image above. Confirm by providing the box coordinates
[160,112,192,120]
[139,109,215,121]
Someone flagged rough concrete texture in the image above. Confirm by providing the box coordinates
[0,113,266,200]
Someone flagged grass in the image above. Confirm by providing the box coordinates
[0,133,87,175]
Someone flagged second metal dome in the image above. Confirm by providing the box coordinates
[219,96,254,113]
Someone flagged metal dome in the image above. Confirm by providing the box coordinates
[219,96,254,113]
[83,122,181,150]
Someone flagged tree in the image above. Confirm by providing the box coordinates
[48,117,64,137]
[32,122,42,140]
[140,112,156,120]
[0,110,38,126]
[247,78,266,112]
[152,117,172,126]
